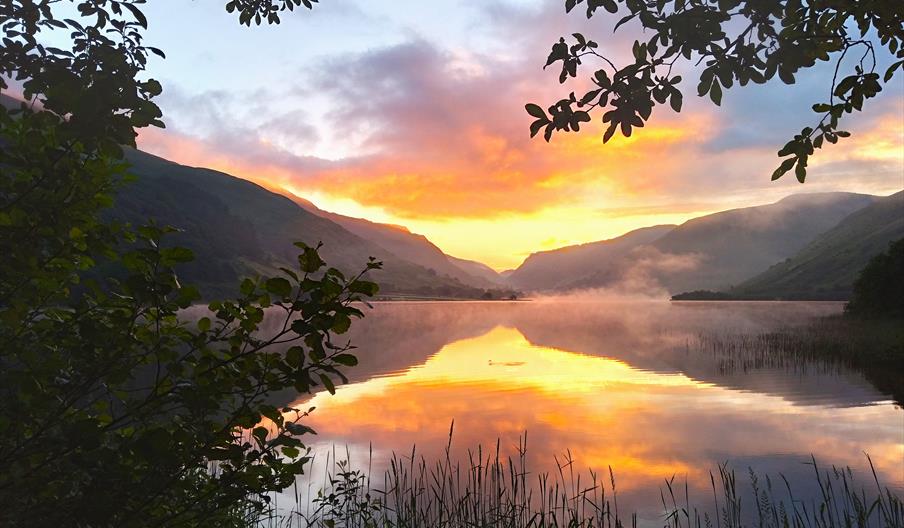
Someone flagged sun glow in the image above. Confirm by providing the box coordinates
[136,96,903,271]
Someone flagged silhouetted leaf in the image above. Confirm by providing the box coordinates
[333,354,358,366]
[525,103,547,119]
[265,277,292,297]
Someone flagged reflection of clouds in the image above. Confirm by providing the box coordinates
[281,303,903,516]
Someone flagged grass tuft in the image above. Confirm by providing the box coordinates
[254,428,902,528]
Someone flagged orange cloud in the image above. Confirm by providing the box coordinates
[139,110,712,221]
[137,41,725,222]
[136,34,902,268]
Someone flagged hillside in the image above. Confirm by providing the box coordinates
[505,225,676,291]
[113,149,510,299]
[108,153,886,300]
[733,191,904,299]
[645,192,878,293]
[558,192,877,295]
[446,256,506,286]
[292,198,502,288]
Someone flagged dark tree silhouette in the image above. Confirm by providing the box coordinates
[846,238,904,318]
[1,2,381,526]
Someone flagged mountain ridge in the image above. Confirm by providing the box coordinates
[731,190,904,299]
[506,192,879,296]
[289,196,504,288]
[505,225,677,291]
[113,148,514,299]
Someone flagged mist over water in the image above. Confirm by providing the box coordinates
[261,301,902,523]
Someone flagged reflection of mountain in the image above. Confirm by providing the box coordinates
[505,302,890,408]
[264,302,894,409]
[253,302,506,391]
[322,302,503,382]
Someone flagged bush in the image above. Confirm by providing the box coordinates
[0,229,380,526]
[846,239,904,318]
[2,2,368,525]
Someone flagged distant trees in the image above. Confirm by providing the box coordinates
[671,290,736,301]
[528,0,903,183]
[845,238,904,318]
[1,1,375,526]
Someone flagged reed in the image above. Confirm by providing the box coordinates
[255,427,902,528]
[692,316,904,404]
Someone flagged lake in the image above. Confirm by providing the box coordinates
[265,301,903,525]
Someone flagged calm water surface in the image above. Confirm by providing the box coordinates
[267,301,903,519]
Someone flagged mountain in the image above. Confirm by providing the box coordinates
[292,198,502,288]
[112,149,511,299]
[505,225,676,291]
[732,191,904,299]
[0,89,509,299]
[446,256,505,286]
[640,192,878,293]
[511,192,878,295]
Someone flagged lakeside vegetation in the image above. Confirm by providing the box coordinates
[670,291,848,301]
[374,290,521,302]
[694,317,904,406]
[845,239,904,319]
[676,241,904,404]
[259,435,903,528]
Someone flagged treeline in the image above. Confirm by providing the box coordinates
[379,284,521,300]
[845,238,904,318]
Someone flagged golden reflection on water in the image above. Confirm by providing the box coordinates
[292,320,904,497]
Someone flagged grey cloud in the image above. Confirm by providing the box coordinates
[157,85,320,151]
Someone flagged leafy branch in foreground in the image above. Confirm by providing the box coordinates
[0,227,381,526]
[527,0,903,182]
[2,1,359,526]
[225,0,321,26]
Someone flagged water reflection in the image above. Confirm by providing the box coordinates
[277,301,902,518]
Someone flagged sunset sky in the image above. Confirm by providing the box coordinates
[131,0,903,270]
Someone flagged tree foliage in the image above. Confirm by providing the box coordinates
[225,0,320,26]
[527,0,903,182]
[845,238,904,318]
[0,1,382,526]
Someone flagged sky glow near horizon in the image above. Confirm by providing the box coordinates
[130,0,904,270]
